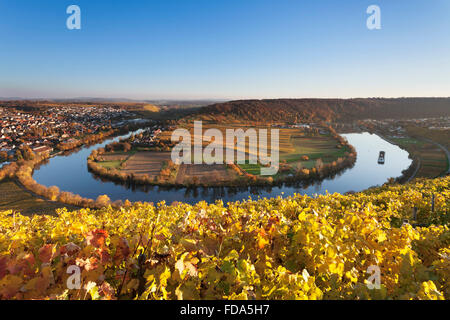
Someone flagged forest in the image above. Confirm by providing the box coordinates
[187,98,450,124]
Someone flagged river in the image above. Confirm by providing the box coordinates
[32,132,412,204]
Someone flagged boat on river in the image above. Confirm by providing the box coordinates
[378,151,386,165]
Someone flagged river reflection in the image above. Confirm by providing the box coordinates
[32,132,412,204]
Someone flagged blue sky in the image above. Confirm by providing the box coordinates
[0,0,449,100]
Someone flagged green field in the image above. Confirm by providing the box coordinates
[239,129,350,176]
[97,150,137,169]
[281,134,350,166]
[99,160,123,169]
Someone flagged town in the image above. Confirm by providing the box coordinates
[358,116,450,138]
[0,105,136,162]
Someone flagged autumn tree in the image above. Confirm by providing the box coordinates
[315,159,324,172]
[123,142,132,153]
[47,186,60,201]
[96,195,111,208]
[0,151,8,162]
[16,150,23,161]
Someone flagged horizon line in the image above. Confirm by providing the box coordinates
[1,96,450,103]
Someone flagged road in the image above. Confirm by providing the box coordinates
[405,158,421,184]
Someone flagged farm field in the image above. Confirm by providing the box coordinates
[281,134,350,167]
[100,154,130,162]
[0,181,78,216]
[390,137,448,178]
[163,124,349,175]
[95,124,352,184]
[175,164,238,185]
[97,151,136,169]
[97,151,239,185]
[121,152,172,178]
[98,160,123,169]
[406,125,450,149]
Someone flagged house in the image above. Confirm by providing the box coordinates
[293,124,311,129]
[32,146,53,155]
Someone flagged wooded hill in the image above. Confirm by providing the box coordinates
[186,98,450,123]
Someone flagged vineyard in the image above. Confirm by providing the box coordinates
[0,176,448,300]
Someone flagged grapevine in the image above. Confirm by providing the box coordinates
[0,176,448,300]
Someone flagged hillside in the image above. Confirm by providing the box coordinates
[187,98,450,123]
[0,176,448,300]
